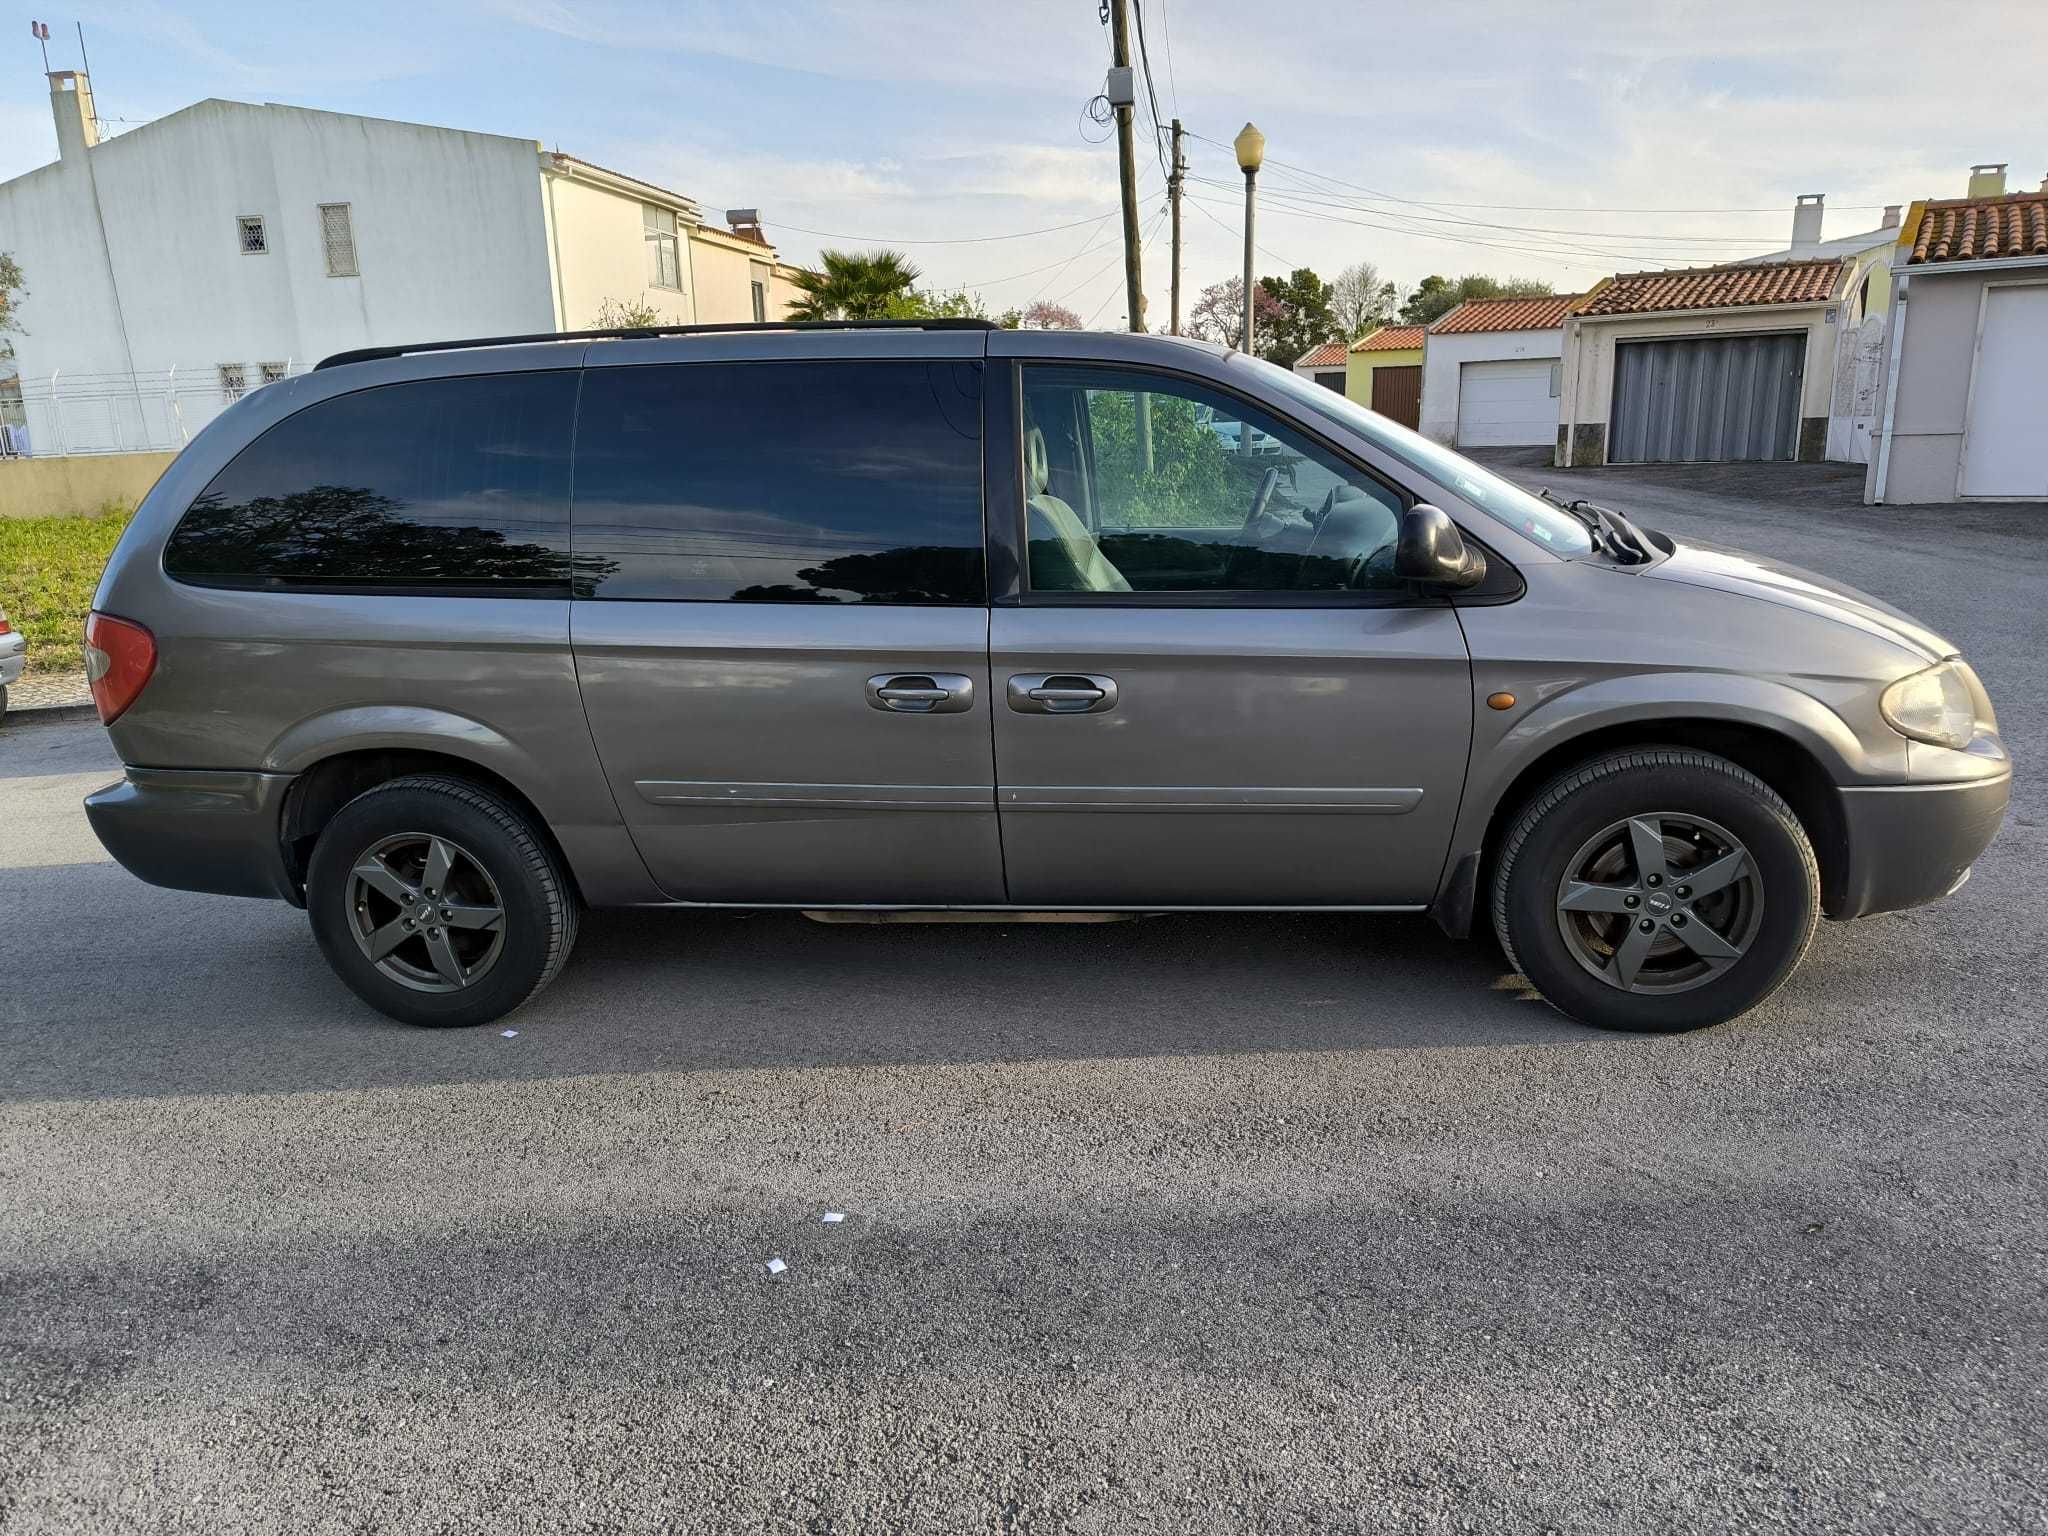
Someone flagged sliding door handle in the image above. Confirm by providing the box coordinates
[1006,673,1119,715]
[866,673,975,714]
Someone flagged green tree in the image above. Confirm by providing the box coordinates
[788,248,923,320]
[882,285,988,320]
[1087,387,1262,529]
[1255,267,1339,365]
[1399,273,1553,326]
[0,253,25,334]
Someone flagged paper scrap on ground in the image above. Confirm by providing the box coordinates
[500,1030,518,1038]
[765,1258,787,1275]
[822,1212,845,1224]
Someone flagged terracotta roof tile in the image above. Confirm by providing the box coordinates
[1908,192,2048,264]
[1294,341,1349,368]
[1350,325,1427,353]
[1430,294,1581,334]
[1572,259,1845,317]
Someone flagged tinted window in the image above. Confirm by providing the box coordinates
[1021,365,1406,597]
[573,360,984,603]
[166,372,580,592]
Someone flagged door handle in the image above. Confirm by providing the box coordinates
[866,673,975,714]
[1006,673,1119,715]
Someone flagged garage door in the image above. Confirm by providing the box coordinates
[1369,365,1421,429]
[1455,359,1558,448]
[1961,285,2048,497]
[1610,332,1803,463]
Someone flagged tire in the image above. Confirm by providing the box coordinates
[306,775,578,1028]
[1491,749,1819,1033]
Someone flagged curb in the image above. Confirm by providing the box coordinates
[3,701,99,726]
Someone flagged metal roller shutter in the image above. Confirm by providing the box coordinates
[1609,332,1804,463]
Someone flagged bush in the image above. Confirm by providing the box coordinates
[0,504,135,676]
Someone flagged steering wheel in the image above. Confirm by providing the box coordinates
[1238,466,1281,539]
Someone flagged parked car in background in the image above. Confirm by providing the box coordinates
[0,603,24,721]
[79,321,2009,1034]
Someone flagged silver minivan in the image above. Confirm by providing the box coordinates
[83,321,2010,1033]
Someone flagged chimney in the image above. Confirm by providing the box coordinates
[1881,204,1901,230]
[1790,193,1825,257]
[1967,162,2007,198]
[47,70,98,161]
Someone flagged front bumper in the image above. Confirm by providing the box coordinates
[1834,772,2010,919]
[0,632,24,687]
[85,768,298,902]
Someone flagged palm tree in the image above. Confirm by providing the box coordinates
[787,248,922,321]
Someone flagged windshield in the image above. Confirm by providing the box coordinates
[1250,356,1596,558]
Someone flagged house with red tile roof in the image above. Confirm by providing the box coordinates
[1344,325,1427,428]
[1291,340,1349,394]
[1419,293,1580,449]
[1867,164,2048,503]
[1553,194,1904,469]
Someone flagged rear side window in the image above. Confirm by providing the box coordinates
[572,359,985,603]
[165,372,578,593]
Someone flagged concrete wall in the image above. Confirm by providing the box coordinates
[544,171,695,330]
[0,95,557,451]
[1344,347,1422,408]
[1866,265,2048,503]
[0,450,172,518]
[688,227,792,323]
[1557,307,1840,466]
[1418,328,1562,445]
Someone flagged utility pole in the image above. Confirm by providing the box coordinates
[1168,118,1185,334]
[1108,0,1145,333]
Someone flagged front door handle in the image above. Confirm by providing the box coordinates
[866,673,975,714]
[1006,673,1119,715]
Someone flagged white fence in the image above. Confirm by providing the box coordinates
[4,365,308,457]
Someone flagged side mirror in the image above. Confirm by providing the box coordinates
[1395,503,1487,590]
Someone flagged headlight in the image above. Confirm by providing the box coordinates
[1880,660,1977,750]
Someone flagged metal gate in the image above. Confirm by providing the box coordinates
[1609,332,1804,463]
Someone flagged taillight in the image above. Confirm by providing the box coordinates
[84,611,157,725]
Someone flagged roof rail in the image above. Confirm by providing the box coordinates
[315,317,1001,371]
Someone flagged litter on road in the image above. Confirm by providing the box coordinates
[499,1030,518,1038]
[765,1258,787,1275]
[822,1212,845,1224]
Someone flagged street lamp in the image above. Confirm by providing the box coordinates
[1234,121,1266,354]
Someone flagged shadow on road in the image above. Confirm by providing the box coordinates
[1,853,1595,1104]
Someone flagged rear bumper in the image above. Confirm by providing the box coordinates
[85,768,298,902]
[0,632,24,687]
[1833,772,2009,919]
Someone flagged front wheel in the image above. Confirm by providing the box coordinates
[306,775,579,1028]
[1491,749,1820,1032]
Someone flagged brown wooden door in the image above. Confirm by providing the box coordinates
[1370,365,1422,429]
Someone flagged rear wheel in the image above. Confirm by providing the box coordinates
[306,775,578,1028]
[1491,749,1819,1032]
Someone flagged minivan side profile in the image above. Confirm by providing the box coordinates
[83,321,2010,1033]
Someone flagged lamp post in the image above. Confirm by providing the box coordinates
[1234,122,1265,354]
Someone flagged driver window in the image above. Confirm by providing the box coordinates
[1019,365,1406,597]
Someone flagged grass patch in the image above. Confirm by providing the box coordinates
[0,503,135,676]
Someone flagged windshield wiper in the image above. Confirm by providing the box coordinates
[1539,487,1657,564]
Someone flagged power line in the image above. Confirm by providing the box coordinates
[962,217,1122,290]
[1155,0,1180,118]
[1180,130,1889,215]
[769,210,1119,246]
[1186,192,1299,272]
[1130,0,1172,182]
[1086,204,1168,327]
[1183,187,1689,272]
[1206,168,1791,246]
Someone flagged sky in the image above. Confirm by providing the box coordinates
[3,0,2045,327]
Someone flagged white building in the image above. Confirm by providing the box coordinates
[1417,294,1578,449]
[0,72,804,454]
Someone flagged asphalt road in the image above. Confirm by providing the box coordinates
[3,466,2045,1533]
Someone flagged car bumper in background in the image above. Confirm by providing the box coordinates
[84,768,298,902]
[1834,772,2010,919]
[0,632,24,687]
